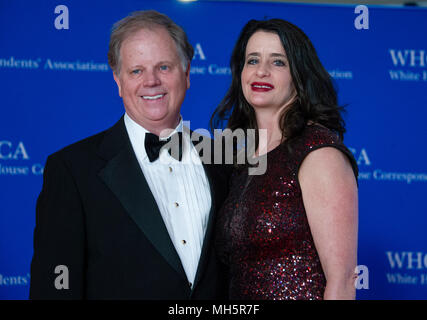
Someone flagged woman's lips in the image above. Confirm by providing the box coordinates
[251,82,274,92]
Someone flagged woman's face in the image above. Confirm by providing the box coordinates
[241,31,296,114]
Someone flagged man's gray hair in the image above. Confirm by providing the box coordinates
[107,10,194,75]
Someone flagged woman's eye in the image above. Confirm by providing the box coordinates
[247,58,258,65]
[273,60,286,66]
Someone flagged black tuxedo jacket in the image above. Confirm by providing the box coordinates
[30,117,230,300]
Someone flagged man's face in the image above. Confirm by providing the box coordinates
[113,27,190,135]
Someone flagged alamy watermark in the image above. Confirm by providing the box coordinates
[54,5,69,30]
[158,123,268,176]
[354,5,369,30]
[54,265,69,290]
[355,265,369,290]
[53,264,370,291]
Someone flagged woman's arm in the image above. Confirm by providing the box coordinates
[298,147,358,300]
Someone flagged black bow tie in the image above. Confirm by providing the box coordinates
[144,132,183,162]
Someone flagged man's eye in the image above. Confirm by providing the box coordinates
[131,69,141,75]
[159,65,169,71]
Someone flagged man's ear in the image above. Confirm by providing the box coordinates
[185,63,190,89]
[113,72,122,97]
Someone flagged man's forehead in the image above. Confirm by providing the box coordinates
[123,26,172,45]
[120,27,179,60]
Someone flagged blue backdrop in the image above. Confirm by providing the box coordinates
[1,0,426,300]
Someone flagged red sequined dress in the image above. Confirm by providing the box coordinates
[215,125,358,300]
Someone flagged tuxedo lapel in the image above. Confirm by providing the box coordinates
[97,117,186,280]
[192,162,216,291]
[190,135,223,291]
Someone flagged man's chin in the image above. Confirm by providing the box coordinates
[139,114,181,132]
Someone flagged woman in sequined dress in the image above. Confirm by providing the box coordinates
[211,19,359,300]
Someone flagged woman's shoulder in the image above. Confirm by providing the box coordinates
[294,123,358,179]
[298,123,342,148]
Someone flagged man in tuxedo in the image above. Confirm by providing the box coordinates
[30,10,229,299]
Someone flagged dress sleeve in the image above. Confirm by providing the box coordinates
[295,125,358,183]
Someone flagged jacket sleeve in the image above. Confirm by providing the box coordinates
[29,153,86,299]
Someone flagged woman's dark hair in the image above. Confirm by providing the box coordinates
[210,18,346,148]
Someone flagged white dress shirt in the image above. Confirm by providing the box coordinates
[124,113,212,286]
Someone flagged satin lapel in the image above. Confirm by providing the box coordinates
[191,137,219,291]
[97,118,186,280]
[193,164,216,288]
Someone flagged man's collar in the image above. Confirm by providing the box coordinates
[124,113,183,162]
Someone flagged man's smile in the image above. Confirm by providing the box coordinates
[141,93,166,100]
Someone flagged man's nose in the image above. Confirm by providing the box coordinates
[143,69,161,87]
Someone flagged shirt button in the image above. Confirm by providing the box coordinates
[189,282,192,288]
[169,167,173,172]
[182,240,187,245]
[174,202,179,207]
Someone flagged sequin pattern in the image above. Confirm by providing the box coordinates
[215,125,357,300]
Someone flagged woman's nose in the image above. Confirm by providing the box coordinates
[255,63,270,78]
